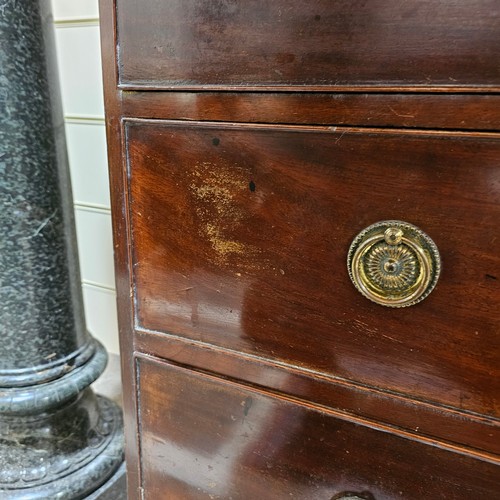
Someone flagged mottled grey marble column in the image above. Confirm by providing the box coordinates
[0,1,124,497]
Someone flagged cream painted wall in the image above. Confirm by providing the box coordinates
[51,0,119,355]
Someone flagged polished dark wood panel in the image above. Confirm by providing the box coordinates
[116,0,500,90]
[137,356,500,500]
[122,92,500,131]
[135,331,500,458]
[99,0,143,494]
[100,0,500,497]
[126,120,500,418]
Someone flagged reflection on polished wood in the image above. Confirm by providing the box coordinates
[138,357,500,500]
[122,92,500,131]
[127,120,500,418]
[116,0,500,90]
[100,0,500,497]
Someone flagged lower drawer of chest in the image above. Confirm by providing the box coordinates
[136,356,499,500]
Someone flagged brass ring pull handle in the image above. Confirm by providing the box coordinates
[347,220,441,307]
[333,496,365,500]
[331,492,376,500]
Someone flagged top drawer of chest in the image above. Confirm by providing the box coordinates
[115,0,500,91]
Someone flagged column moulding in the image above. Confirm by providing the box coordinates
[0,1,125,497]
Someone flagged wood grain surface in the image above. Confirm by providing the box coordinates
[137,356,500,499]
[126,120,500,419]
[122,92,500,131]
[135,330,500,458]
[116,0,500,90]
[100,0,500,497]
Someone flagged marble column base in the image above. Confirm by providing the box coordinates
[0,1,125,497]
[0,343,124,499]
[86,462,127,500]
[0,391,123,499]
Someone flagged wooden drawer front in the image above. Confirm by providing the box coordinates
[137,356,500,499]
[125,120,500,417]
[116,0,500,90]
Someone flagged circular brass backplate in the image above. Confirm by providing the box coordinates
[347,221,441,307]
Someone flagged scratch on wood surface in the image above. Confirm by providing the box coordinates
[388,106,415,119]
[381,334,404,344]
[353,318,379,336]
[335,130,347,144]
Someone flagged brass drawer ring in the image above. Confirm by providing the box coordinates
[347,220,441,307]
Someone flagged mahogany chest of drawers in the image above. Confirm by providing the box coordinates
[100,1,500,498]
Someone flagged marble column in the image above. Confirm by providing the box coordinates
[0,1,124,498]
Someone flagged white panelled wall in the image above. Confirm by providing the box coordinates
[51,0,120,354]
